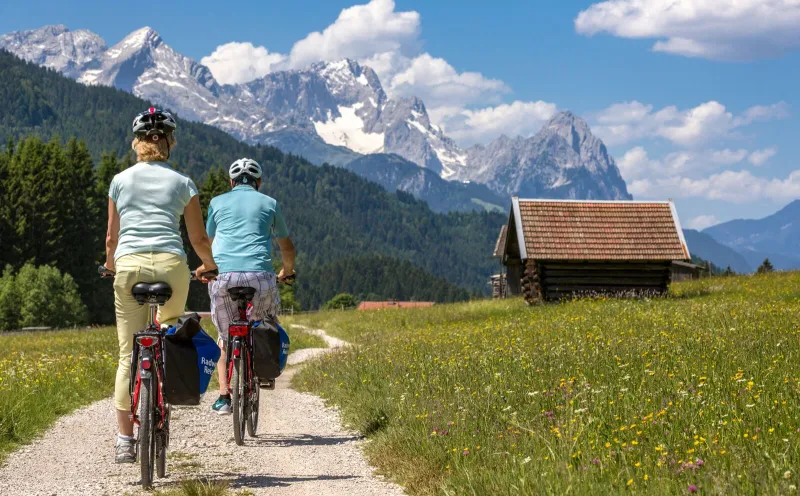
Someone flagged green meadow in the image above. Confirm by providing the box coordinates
[291,272,800,495]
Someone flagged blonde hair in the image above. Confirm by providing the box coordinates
[132,134,176,162]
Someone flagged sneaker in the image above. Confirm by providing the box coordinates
[115,438,136,464]
[212,396,231,415]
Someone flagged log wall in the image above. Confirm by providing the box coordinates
[522,260,672,304]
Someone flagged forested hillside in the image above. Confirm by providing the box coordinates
[0,50,504,319]
[295,255,472,309]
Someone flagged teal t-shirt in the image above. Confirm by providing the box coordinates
[109,162,198,262]
[206,185,290,273]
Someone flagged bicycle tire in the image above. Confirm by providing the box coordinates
[156,408,167,478]
[247,365,259,437]
[232,356,246,446]
[139,376,156,488]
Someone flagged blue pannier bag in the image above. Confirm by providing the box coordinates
[277,323,290,371]
[162,313,221,405]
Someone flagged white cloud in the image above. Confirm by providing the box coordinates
[436,100,558,145]
[617,145,782,184]
[200,42,286,85]
[575,0,800,61]
[593,100,790,147]
[288,0,420,69]
[748,147,778,166]
[687,214,720,230]
[385,53,509,109]
[709,149,749,165]
[633,168,800,203]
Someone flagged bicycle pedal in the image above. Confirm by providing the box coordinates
[259,380,275,390]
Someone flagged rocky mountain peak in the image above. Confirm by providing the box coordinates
[0,25,107,77]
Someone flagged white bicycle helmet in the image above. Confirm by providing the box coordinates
[229,158,263,182]
[132,107,177,139]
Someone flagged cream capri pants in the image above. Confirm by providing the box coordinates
[113,252,190,411]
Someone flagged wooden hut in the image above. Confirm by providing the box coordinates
[670,260,705,281]
[502,198,690,303]
[489,225,509,298]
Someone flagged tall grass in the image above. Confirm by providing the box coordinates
[0,327,118,461]
[293,272,800,494]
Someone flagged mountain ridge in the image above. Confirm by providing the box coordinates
[1,24,632,206]
[703,200,800,270]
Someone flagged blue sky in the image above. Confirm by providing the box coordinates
[1,0,798,226]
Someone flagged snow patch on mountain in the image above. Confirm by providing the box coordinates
[314,105,385,154]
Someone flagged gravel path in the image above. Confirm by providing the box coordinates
[0,327,404,496]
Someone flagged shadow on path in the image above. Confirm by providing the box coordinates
[249,433,362,448]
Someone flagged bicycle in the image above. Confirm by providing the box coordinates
[99,265,217,488]
[226,273,295,446]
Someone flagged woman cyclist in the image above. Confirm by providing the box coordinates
[104,108,217,463]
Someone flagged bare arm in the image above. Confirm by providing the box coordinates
[105,198,120,271]
[276,237,295,280]
[184,196,217,273]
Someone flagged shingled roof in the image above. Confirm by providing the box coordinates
[509,199,690,261]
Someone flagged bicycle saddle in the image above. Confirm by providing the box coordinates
[132,282,173,305]
[228,286,256,302]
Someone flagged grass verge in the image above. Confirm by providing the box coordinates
[0,327,117,462]
[292,272,800,494]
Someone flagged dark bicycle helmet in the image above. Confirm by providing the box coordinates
[132,107,177,139]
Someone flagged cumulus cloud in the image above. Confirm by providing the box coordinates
[385,53,509,109]
[201,42,286,85]
[593,100,790,147]
[748,147,778,166]
[435,100,559,146]
[686,215,720,230]
[631,167,800,203]
[288,0,420,68]
[616,144,782,184]
[575,0,800,60]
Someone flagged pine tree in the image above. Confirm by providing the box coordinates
[723,265,735,277]
[757,258,775,274]
[0,140,11,269]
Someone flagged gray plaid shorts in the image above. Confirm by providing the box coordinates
[209,271,280,343]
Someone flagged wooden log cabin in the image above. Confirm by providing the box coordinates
[489,225,509,298]
[501,198,691,304]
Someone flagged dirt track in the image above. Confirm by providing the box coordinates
[0,328,404,496]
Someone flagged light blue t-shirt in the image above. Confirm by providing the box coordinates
[206,185,290,274]
[109,162,198,262]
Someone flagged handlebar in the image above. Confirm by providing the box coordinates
[191,269,219,281]
[99,265,219,281]
[98,265,115,278]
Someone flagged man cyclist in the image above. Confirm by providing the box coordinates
[206,158,296,414]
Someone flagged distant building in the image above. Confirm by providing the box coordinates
[671,260,706,281]
[501,198,691,304]
[356,301,435,311]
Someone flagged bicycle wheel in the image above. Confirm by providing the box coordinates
[246,366,260,437]
[139,376,156,488]
[156,406,168,478]
[231,356,246,446]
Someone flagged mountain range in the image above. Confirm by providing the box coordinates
[0,25,631,212]
[702,200,800,271]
